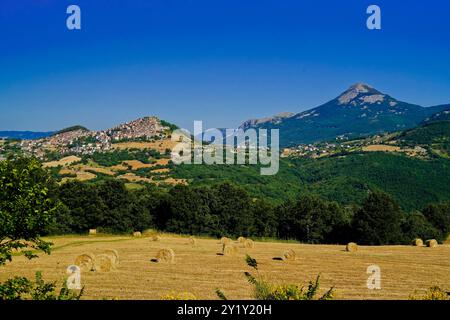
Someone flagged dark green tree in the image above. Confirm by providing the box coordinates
[251,199,277,238]
[277,195,346,243]
[352,191,404,245]
[165,185,219,235]
[0,157,59,265]
[210,183,255,237]
[422,203,450,241]
[401,211,441,242]
[56,181,106,233]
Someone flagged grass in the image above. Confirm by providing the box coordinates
[43,156,81,168]
[1,235,449,300]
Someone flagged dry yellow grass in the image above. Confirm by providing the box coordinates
[122,160,154,170]
[362,145,401,152]
[110,164,129,172]
[116,173,152,183]
[160,177,188,186]
[43,156,81,168]
[60,170,96,183]
[1,235,450,300]
[158,178,188,186]
[112,140,177,152]
[151,168,170,174]
[187,237,196,247]
[152,158,171,166]
[74,165,116,176]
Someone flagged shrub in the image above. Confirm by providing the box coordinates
[0,272,83,300]
[410,286,449,300]
[217,255,335,300]
[161,291,196,300]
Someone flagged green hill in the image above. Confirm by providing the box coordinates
[396,121,450,157]
[173,152,450,211]
[53,125,89,136]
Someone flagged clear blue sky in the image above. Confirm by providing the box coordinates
[1,0,450,131]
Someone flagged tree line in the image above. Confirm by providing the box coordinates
[51,177,450,245]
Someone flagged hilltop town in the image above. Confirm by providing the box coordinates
[17,116,170,159]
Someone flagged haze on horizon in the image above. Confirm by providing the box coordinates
[1,0,450,132]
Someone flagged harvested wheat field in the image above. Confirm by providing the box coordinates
[43,156,82,168]
[112,140,178,152]
[362,145,401,152]
[116,173,153,183]
[1,235,449,300]
[60,170,97,183]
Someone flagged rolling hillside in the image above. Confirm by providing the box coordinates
[173,152,450,211]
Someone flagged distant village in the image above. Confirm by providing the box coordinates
[281,133,428,159]
[14,117,170,160]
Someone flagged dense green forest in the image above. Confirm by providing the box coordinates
[173,152,450,211]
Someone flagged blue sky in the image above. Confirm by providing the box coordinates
[1,0,450,131]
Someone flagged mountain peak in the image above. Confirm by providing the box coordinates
[337,83,384,105]
[348,83,373,93]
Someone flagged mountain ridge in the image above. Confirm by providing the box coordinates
[240,83,450,147]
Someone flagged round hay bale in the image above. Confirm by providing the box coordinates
[243,239,254,249]
[94,254,114,272]
[103,249,119,266]
[75,253,95,272]
[220,237,232,245]
[156,248,175,263]
[412,238,424,246]
[89,229,97,236]
[187,237,196,246]
[426,239,438,248]
[133,231,142,237]
[282,249,296,261]
[152,235,162,241]
[222,244,239,256]
[346,242,358,252]
[237,236,246,243]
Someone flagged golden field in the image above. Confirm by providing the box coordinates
[112,140,178,152]
[362,145,401,152]
[43,156,82,168]
[0,235,449,300]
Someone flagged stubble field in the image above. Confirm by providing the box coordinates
[0,235,449,300]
